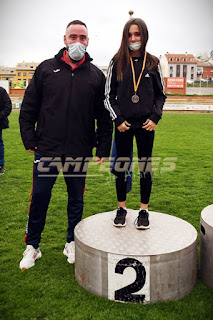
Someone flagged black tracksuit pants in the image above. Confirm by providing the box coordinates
[114,126,154,204]
[25,153,86,248]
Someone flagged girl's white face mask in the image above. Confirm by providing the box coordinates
[128,41,142,51]
[67,42,86,61]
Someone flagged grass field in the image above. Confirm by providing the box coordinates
[0,111,213,320]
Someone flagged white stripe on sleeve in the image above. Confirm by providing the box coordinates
[158,62,165,95]
[104,63,117,121]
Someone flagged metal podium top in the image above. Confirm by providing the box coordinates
[75,210,197,256]
[201,204,213,227]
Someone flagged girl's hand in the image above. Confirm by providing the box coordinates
[117,121,131,132]
[142,119,156,131]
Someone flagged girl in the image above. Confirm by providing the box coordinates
[104,18,166,229]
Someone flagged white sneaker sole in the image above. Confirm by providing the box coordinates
[136,225,150,230]
[113,222,126,227]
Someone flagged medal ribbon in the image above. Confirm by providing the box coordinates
[130,51,147,95]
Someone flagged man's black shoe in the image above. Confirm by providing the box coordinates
[135,209,150,229]
[113,207,127,227]
[0,167,5,175]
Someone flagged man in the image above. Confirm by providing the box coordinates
[0,86,12,175]
[19,20,112,270]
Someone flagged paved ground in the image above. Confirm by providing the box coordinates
[166,96,213,105]
[186,87,213,95]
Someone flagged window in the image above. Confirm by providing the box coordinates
[169,58,173,61]
[170,66,173,77]
[176,65,180,77]
[176,57,180,61]
[23,72,26,76]
[191,74,194,80]
[183,65,187,77]
[18,72,21,76]
[191,66,194,71]
[183,58,186,61]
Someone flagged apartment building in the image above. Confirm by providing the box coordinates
[0,61,39,81]
[15,62,39,80]
[197,61,213,80]
[160,53,197,81]
[0,67,16,81]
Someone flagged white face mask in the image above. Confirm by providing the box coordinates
[128,41,142,51]
[67,42,87,61]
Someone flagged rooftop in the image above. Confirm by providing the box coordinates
[0,67,16,75]
[164,53,198,64]
[197,61,213,67]
[16,62,39,70]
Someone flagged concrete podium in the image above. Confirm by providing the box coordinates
[75,210,197,303]
[200,204,213,290]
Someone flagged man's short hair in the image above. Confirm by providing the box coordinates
[66,20,87,29]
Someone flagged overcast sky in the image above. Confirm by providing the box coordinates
[0,0,212,67]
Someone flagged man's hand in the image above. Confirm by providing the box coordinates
[28,147,37,153]
[117,121,131,132]
[142,119,157,131]
[95,156,105,164]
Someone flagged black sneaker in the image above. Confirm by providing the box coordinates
[0,167,5,175]
[113,207,127,227]
[135,210,150,229]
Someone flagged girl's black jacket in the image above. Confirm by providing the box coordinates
[19,49,112,158]
[0,86,12,130]
[104,56,167,127]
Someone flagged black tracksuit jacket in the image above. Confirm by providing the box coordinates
[104,56,167,127]
[19,49,112,158]
[0,87,12,130]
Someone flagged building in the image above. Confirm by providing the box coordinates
[0,61,39,82]
[160,53,197,81]
[15,62,39,81]
[0,67,16,81]
[97,66,108,77]
[197,61,213,81]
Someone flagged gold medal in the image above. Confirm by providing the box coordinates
[130,52,147,103]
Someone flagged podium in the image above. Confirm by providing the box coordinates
[75,210,197,303]
[200,204,213,290]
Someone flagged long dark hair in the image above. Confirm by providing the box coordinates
[113,18,159,81]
